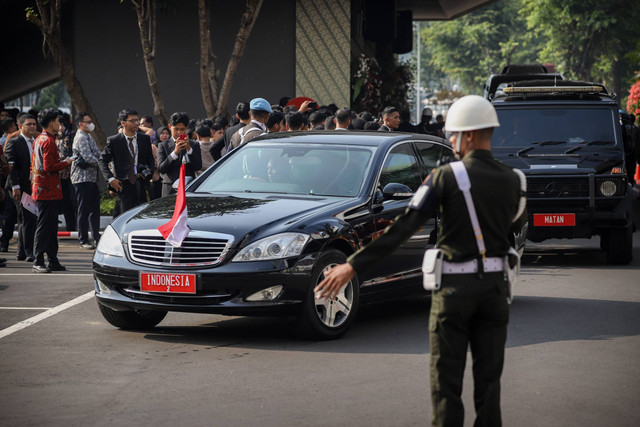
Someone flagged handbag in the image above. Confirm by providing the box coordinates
[422,248,444,290]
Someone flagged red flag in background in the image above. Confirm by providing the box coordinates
[158,163,190,247]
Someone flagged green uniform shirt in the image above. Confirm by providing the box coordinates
[348,149,525,274]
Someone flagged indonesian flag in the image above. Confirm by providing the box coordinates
[158,163,190,247]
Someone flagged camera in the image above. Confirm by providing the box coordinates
[138,164,152,180]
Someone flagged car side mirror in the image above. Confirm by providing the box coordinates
[172,175,193,191]
[382,183,413,200]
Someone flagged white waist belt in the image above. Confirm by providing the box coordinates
[442,257,503,274]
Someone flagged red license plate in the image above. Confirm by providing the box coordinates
[533,213,576,227]
[140,272,196,294]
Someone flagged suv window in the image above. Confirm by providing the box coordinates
[492,107,617,149]
[379,143,422,191]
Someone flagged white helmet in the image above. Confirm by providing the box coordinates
[444,95,500,132]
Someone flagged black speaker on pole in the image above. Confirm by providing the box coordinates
[393,10,413,54]
[363,0,396,43]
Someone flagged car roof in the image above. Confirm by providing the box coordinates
[249,130,448,147]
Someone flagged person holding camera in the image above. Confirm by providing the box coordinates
[71,112,102,249]
[157,112,202,197]
[99,108,154,212]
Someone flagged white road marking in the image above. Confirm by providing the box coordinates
[0,291,95,340]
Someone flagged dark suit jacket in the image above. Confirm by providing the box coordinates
[4,134,33,194]
[223,122,246,151]
[157,138,202,186]
[98,132,154,183]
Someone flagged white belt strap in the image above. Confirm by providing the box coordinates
[450,161,486,258]
[443,257,503,274]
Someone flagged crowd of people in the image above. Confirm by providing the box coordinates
[0,98,446,270]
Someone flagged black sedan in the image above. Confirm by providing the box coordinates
[93,131,454,339]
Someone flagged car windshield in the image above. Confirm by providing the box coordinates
[196,143,375,197]
[492,107,618,153]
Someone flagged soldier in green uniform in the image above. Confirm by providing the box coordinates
[315,95,526,427]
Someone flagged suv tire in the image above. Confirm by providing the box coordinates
[604,225,633,265]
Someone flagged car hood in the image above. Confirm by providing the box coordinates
[495,149,623,174]
[119,193,350,240]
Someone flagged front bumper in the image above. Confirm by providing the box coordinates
[93,251,319,316]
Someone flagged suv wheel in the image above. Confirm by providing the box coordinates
[603,225,633,265]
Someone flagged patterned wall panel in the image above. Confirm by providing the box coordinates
[296,0,351,107]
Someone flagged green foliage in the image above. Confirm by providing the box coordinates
[523,0,640,83]
[423,0,541,94]
[34,81,70,111]
[420,0,640,95]
[100,190,117,216]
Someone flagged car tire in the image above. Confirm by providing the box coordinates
[604,225,633,265]
[98,302,167,330]
[296,249,360,340]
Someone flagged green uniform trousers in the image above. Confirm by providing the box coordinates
[429,271,510,427]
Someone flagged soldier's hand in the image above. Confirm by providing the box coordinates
[313,263,355,300]
[12,188,21,200]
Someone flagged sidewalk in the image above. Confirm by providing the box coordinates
[0,215,113,240]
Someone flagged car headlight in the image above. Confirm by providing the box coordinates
[95,225,125,257]
[599,180,617,197]
[232,233,310,262]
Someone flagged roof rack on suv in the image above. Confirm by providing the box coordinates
[484,64,563,100]
[499,80,612,100]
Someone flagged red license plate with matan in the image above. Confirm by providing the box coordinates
[140,272,196,294]
[533,213,576,227]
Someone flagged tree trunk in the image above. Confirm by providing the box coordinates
[198,0,219,118]
[27,0,108,149]
[215,0,264,117]
[132,0,169,126]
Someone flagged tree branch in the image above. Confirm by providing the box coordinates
[216,0,263,116]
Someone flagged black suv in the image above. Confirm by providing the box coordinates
[486,72,634,264]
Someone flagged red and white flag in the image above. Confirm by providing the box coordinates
[158,164,190,247]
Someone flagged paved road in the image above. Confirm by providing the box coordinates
[1,204,639,426]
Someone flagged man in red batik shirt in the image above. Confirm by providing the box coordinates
[31,109,75,273]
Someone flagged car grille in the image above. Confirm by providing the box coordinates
[526,176,589,198]
[128,230,234,267]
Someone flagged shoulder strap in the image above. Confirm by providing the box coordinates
[450,161,486,258]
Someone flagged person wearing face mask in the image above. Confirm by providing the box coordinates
[71,112,102,249]
[315,96,527,427]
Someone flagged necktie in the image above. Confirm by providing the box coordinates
[127,137,136,184]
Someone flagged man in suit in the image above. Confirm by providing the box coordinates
[98,108,154,212]
[378,106,400,132]
[157,112,202,197]
[4,113,39,262]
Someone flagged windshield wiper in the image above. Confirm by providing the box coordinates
[516,141,566,157]
[564,140,613,155]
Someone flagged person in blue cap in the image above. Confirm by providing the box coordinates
[230,98,272,149]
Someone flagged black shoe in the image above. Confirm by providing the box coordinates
[0,257,7,263]
[17,255,26,261]
[47,263,67,272]
[26,256,35,262]
[32,265,51,273]
[0,246,7,253]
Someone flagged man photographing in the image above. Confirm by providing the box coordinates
[315,95,526,427]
